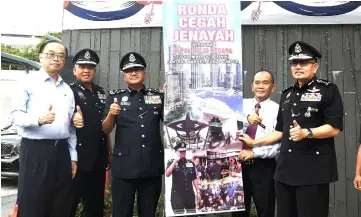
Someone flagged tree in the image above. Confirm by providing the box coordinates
[1,32,62,70]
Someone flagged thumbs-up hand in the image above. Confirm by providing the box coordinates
[109,97,121,116]
[289,120,307,141]
[73,105,84,128]
[247,107,263,125]
[39,104,56,125]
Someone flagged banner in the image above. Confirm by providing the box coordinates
[62,1,361,30]
[162,2,245,216]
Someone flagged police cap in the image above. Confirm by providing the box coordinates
[72,48,99,66]
[120,52,147,71]
[288,41,322,61]
[174,141,187,152]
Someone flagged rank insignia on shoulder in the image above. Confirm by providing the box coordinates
[282,86,292,93]
[316,79,331,86]
[109,89,126,95]
[70,82,75,86]
[147,88,163,94]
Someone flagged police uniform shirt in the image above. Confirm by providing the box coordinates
[103,85,164,179]
[274,76,344,186]
[166,159,197,193]
[70,81,107,171]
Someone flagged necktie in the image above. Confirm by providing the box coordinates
[243,103,260,150]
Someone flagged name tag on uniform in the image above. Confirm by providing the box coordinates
[186,163,193,167]
[300,93,322,101]
[144,95,162,104]
[97,93,106,100]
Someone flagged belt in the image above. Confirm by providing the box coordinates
[241,158,276,165]
[243,159,254,165]
[22,138,67,146]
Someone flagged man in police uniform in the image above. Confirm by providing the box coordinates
[239,41,344,217]
[165,141,201,214]
[102,52,164,217]
[69,49,112,217]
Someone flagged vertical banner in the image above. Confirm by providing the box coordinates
[162,2,244,216]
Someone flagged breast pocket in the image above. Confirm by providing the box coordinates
[147,104,162,117]
[116,107,135,126]
[298,102,322,121]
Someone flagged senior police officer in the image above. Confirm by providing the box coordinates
[165,141,201,215]
[239,41,344,217]
[68,49,112,217]
[102,52,164,217]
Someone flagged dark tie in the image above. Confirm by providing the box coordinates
[243,103,260,150]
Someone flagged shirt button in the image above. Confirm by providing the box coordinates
[292,114,295,117]
[288,149,292,152]
[139,107,142,110]
[99,111,101,113]
[140,116,143,119]
[142,135,145,138]
[297,93,299,96]
[79,143,82,146]
[123,108,126,111]
[289,137,292,140]
[141,125,144,127]
[142,144,145,147]
[139,98,142,101]
[290,125,293,128]
[293,103,297,106]
[316,151,319,155]
[118,152,122,156]
[84,102,87,105]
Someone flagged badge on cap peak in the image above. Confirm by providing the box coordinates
[295,43,302,53]
[129,54,136,62]
[84,51,91,59]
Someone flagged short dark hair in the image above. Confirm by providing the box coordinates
[39,40,68,57]
[252,70,275,84]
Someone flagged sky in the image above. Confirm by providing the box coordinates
[1,1,64,34]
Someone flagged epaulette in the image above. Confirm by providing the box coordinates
[316,79,332,86]
[147,88,163,94]
[109,89,126,95]
[95,84,104,89]
[282,86,293,93]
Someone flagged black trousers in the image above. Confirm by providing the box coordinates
[69,169,106,217]
[17,138,73,217]
[232,158,276,217]
[275,181,329,217]
[112,176,162,217]
[171,191,196,214]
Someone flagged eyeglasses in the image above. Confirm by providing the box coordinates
[43,52,66,60]
[123,68,144,74]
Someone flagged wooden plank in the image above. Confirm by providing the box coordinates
[98,30,110,90]
[254,25,265,71]
[274,26,286,101]
[343,25,359,217]
[61,30,71,51]
[149,28,162,89]
[242,26,255,99]
[78,31,91,51]
[70,30,80,56]
[110,29,121,52]
[109,51,120,91]
[301,25,311,43]
[332,24,346,217]
[265,25,278,102]
[91,29,101,52]
[286,25,302,86]
[140,28,151,87]
[119,29,132,89]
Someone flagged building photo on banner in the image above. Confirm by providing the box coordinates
[162,2,244,216]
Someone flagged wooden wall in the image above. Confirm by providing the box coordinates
[62,24,361,217]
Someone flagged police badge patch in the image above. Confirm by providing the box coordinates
[78,91,86,100]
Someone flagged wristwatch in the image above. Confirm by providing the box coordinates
[306,128,313,138]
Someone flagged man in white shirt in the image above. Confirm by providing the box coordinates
[234,71,280,217]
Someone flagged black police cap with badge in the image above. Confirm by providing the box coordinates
[288,41,322,62]
[120,52,147,71]
[174,141,187,152]
[72,48,99,66]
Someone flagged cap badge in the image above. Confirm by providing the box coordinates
[84,51,91,59]
[295,43,302,53]
[129,54,136,62]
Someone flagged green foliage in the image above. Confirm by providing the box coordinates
[1,32,62,70]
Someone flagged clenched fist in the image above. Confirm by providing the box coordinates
[39,105,55,125]
[73,105,84,128]
[247,107,263,125]
[109,97,121,116]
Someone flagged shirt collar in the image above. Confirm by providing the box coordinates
[76,80,98,92]
[127,85,147,94]
[293,76,317,89]
[253,97,271,108]
[38,68,63,84]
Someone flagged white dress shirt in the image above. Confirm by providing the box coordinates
[243,97,280,158]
